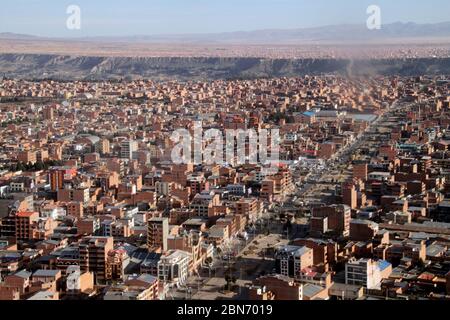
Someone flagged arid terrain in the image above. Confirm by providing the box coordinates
[1,53,450,81]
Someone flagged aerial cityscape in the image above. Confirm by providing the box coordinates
[0,0,450,304]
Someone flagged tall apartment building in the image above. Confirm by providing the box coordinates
[235,198,262,223]
[260,168,293,200]
[17,150,37,165]
[105,249,128,281]
[77,217,100,236]
[147,217,169,252]
[79,236,114,283]
[345,258,381,289]
[353,162,368,181]
[57,187,90,205]
[312,204,351,236]
[189,192,220,218]
[99,139,111,155]
[36,149,49,162]
[120,140,138,159]
[48,166,77,191]
[43,105,55,120]
[187,175,209,195]
[157,250,191,287]
[275,245,313,279]
[66,201,83,218]
[15,211,39,241]
[0,195,34,242]
[342,183,358,209]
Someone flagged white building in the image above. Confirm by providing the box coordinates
[189,192,216,217]
[102,220,113,237]
[157,250,191,288]
[40,206,66,220]
[10,182,25,192]
[155,181,172,196]
[226,184,246,195]
[120,140,138,159]
[345,258,381,290]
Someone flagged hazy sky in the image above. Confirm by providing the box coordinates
[0,0,449,37]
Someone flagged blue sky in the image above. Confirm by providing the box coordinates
[0,0,449,37]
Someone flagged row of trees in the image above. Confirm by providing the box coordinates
[9,160,64,172]
[1,118,26,127]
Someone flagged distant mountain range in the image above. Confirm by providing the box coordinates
[2,22,450,44]
[0,32,39,40]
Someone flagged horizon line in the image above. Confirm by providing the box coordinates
[2,20,450,40]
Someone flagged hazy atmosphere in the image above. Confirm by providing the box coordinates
[1,0,450,37]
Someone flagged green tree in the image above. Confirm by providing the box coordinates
[26,162,33,170]
[35,161,44,171]
[16,162,25,172]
